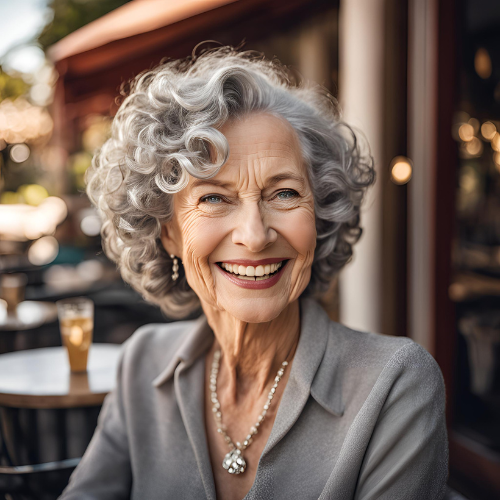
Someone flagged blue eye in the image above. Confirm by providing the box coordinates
[201,194,223,204]
[276,190,298,200]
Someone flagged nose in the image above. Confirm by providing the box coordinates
[231,201,277,252]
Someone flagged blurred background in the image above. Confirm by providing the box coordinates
[0,0,499,498]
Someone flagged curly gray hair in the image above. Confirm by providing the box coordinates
[86,46,375,319]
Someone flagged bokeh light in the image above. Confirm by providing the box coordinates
[80,214,102,237]
[0,98,53,145]
[23,196,68,239]
[28,236,59,266]
[468,118,480,135]
[390,156,413,185]
[76,260,104,281]
[0,196,67,241]
[30,82,53,106]
[491,133,500,152]
[465,137,483,156]
[458,123,475,142]
[2,44,46,74]
[474,47,492,79]
[81,115,112,153]
[18,184,48,205]
[481,121,496,141]
[493,152,500,172]
[10,143,31,163]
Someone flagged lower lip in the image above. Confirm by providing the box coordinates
[215,261,289,290]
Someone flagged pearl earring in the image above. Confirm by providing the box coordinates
[170,254,179,281]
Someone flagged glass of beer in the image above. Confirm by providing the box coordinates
[0,273,28,316]
[56,297,94,372]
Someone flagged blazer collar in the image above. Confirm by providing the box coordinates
[152,315,213,387]
[151,297,344,418]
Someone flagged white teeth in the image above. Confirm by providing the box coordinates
[220,261,285,277]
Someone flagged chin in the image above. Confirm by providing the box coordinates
[217,295,290,324]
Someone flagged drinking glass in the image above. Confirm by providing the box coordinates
[0,273,28,315]
[56,297,94,372]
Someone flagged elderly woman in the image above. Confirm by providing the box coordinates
[60,47,448,500]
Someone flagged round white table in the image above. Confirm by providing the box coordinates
[0,343,121,409]
[0,301,58,332]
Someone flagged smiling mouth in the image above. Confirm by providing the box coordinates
[216,260,289,281]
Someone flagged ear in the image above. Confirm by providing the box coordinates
[160,221,182,258]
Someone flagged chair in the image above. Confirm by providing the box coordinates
[0,458,80,500]
[0,405,100,499]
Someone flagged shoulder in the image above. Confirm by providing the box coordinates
[333,318,441,376]
[323,317,445,410]
[122,318,198,357]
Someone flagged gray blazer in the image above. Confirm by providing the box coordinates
[60,297,449,499]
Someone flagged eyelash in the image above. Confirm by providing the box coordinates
[199,190,299,204]
[200,194,226,204]
[275,190,299,200]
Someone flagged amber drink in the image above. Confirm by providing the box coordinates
[56,297,94,372]
[0,273,27,315]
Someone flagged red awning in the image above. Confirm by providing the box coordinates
[48,0,239,63]
[47,0,331,132]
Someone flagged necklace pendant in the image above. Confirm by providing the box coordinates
[222,448,247,474]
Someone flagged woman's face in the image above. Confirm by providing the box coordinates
[162,112,316,323]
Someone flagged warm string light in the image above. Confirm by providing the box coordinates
[28,236,59,266]
[474,48,492,79]
[0,196,67,241]
[458,123,474,142]
[0,97,53,145]
[390,156,412,185]
[481,121,496,141]
[453,114,500,163]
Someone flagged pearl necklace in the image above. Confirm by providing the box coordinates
[210,349,289,475]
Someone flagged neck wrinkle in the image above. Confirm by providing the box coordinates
[202,300,301,401]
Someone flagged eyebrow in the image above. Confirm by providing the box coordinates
[266,173,306,188]
[190,178,233,189]
[190,172,306,190]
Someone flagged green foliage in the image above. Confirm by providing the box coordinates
[0,68,29,100]
[38,0,131,49]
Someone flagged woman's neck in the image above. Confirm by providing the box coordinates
[201,300,300,402]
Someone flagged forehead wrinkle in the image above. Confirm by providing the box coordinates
[228,141,300,159]
[225,143,302,176]
[196,114,307,192]
[198,149,307,194]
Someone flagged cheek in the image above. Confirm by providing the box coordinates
[279,207,317,261]
[277,207,316,300]
[178,212,227,302]
[182,215,224,260]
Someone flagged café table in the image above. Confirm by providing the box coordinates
[0,343,122,499]
[0,301,59,354]
[0,301,58,333]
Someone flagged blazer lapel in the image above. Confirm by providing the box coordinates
[261,297,332,457]
[175,356,217,500]
[154,316,216,500]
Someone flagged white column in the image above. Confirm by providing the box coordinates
[338,0,385,333]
